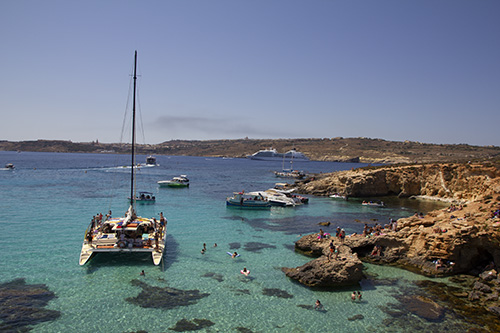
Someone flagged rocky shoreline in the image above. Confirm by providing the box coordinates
[283,161,500,326]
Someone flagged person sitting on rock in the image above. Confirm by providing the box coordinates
[435,258,444,270]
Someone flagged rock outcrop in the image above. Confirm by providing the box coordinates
[286,161,500,319]
[282,234,364,287]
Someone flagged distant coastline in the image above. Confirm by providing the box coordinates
[1,137,499,164]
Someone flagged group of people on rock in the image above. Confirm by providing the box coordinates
[446,204,463,213]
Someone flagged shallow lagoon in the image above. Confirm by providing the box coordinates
[0,151,478,332]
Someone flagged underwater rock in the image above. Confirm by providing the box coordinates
[234,327,254,333]
[243,242,276,252]
[126,279,209,309]
[262,288,293,299]
[396,295,445,321]
[201,272,224,282]
[348,314,364,321]
[233,289,250,295]
[0,278,61,331]
[168,318,214,331]
[229,242,241,250]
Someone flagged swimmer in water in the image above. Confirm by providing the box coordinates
[314,299,323,310]
[241,267,250,276]
[231,252,238,258]
[351,292,356,301]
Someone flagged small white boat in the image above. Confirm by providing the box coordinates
[263,189,297,207]
[226,191,271,209]
[3,163,14,170]
[145,155,157,166]
[329,193,347,200]
[274,169,305,179]
[158,175,189,188]
[129,191,156,204]
[362,200,385,207]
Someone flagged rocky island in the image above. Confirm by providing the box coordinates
[283,161,500,325]
[1,137,499,164]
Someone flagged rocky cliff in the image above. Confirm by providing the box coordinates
[296,162,500,203]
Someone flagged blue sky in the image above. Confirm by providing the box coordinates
[1,1,499,146]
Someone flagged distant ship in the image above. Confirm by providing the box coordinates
[247,148,309,161]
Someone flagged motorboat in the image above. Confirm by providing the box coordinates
[226,191,271,209]
[273,169,305,179]
[4,163,14,170]
[158,175,189,188]
[248,148,309,161]
[263,189,296,207]
[145,155,157,166]
[362,200,385,207]
[130,191,156,204]
[79,51,166,266]
[329,193,347,200]
[272,187,309,205]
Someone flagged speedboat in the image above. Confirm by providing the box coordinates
[145,155,157,166]
[226,191,271,209]
[4,163,14,170]
[248,148,309,161]
[79,51,166,266]
[272,187,309,205]
[158,175,189,188]
[263,189,296,207]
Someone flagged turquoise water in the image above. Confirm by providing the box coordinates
[0,151,471,332]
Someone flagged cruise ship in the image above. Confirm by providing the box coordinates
[247,148,309,161]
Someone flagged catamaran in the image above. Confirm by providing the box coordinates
[79,51,166,266]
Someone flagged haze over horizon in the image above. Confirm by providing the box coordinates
[1,1,499,147]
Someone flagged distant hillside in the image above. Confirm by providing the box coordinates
[0,138,499,164]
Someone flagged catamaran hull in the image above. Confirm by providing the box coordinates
[79,232,167,266]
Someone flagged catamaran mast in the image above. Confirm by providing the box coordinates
[130,50,137,206]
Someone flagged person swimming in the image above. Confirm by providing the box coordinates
[231,252,238,258]
[314,299,323,310]
[351,292,356,301]
[241,267,250,276]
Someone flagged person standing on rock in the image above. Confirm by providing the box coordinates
[340,229,346,245]
[328,240,335,261]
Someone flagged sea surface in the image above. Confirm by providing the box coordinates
[0,151,475,332]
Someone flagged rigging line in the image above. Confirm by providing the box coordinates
[136,85,147,147]
[107,64,135,213]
